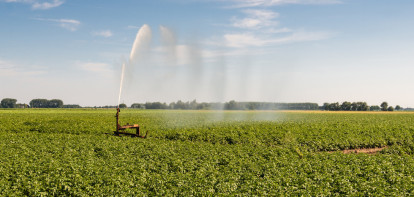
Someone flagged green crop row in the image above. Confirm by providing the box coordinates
[2,109,414,151]
[1,109,414,195]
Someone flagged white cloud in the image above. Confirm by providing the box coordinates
[92,30,113,38]
[2,0,64,9]
[78,62,113,77]
[233,18,262,28]
[244,9,278,19]
[58,19,80,31]
[224,33,265,47]
[264,27,292,33]
[232,9,279,29]
[34,18,80,31]
[224,31,333,47]
[228,0,341,8]
[271,31,333,43]
[32,0,63,9]
[221,3,335,49]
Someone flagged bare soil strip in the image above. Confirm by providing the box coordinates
[329,146,387,154]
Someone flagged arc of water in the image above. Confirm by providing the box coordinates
[117,63,126,108]
[117,24,152,108]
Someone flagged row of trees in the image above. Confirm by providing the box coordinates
[0,98,18,108]
[0,98,76,108]
[128,100,320,110]
[1,98,406,111]
[129,100,406,111]
[222,101,319,110]
[1,98,30,108]
[29,99,64,108]
[323,101,402,111]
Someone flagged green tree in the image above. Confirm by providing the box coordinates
[328,102,341,111]
[145,102,167,109]
[370,105,380,111]
[351,102,358,111]
[174,100,187,109]
[196,102,210,110]
[131,103,143,109]
[190,100,198,110]
[1,98,17,108]
[341,101,352,111]
[30,99,48,108]
[395,105,402,111]
[48,99,64,108]
[381,102,388,111]
[225,100,238,110]
[388,106,394,111]
[323,103,330,111]
[119,103,127,108]
[357,102,369,111]
[247,102,259,110]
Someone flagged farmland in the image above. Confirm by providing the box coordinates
[1,109,414,195]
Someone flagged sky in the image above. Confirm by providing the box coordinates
[1,0,414,107]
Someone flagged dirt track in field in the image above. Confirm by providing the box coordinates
[329,146,387,154]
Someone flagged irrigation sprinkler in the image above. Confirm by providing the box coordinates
[112,25,152,138]
[114,108,148,138]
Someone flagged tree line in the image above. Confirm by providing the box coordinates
[129,100,406,111]
[322,101,402,111]
[0,98,79,108]
[1,97,407,111]
[128,100,320,110]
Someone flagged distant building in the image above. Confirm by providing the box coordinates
[15,103,29,108]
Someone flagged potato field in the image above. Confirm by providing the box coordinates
[1,109,414,195]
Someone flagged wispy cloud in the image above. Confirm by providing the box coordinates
[215,2,336,49]
[223,31,333,48]
[91,30,113,38]
[228,0,341,8]
[77,62,113,77]
[0,59,46,77]
[127,25,140,29]
[232,9,278,29]
[263,27,292,33]
[224,31,333,47]
[32,0,63,9]
[224,33,264,47]
[2,0,64,9]
[34,18,80,31]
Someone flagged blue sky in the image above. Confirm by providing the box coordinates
[1,0,414,107]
